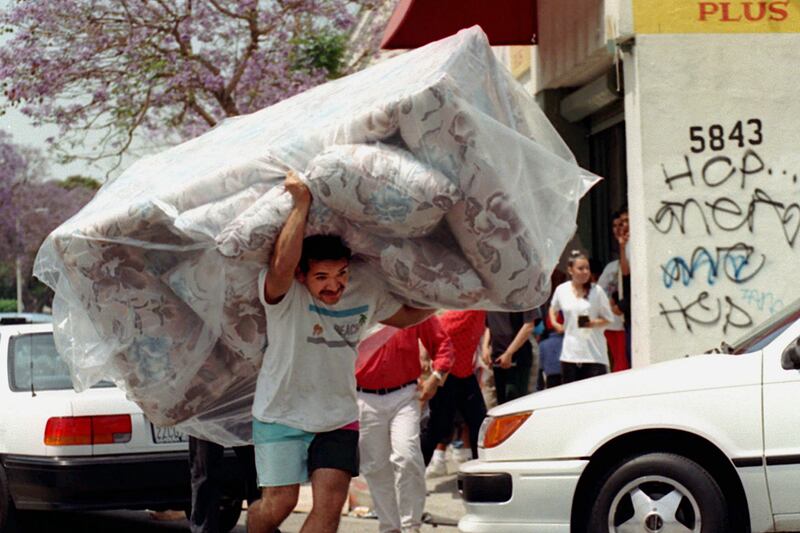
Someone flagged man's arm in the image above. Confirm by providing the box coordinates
[264,171,311,304]
[480,327,492,365]
[618,231,630,276]
[417,317,455,402]
[497,319,535,369]
[380,305,436,328]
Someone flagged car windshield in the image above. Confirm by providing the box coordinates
[731,297,800,355]
[8,333,113,392]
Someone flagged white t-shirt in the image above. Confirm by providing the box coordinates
[596,260,624,332]
[253,261,402,432]
[550,281,614,366]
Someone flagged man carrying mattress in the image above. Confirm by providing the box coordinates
[247,170,436,533]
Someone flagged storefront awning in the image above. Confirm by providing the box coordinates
[380,0,537,49]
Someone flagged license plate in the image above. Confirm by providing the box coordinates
[151,423,188,444]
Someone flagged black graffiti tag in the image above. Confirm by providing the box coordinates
[658,292,754,335]
[662,149,765,190]
[650,188,800,247]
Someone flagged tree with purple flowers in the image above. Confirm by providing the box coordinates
[0,132,98,311]
[0,1,392,170]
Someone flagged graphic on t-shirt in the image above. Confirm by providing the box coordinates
[306,304,371,348]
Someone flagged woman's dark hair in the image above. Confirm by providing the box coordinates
[567,249,592,297]
[299,234,352,273]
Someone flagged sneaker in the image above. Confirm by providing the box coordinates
[425,457,448,477]
[452,447,472,463]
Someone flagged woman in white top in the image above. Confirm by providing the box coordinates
[548,250,614,384]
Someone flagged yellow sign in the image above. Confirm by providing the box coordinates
[634,0,800,33]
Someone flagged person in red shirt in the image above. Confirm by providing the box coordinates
[420,310,488,467]
[355,316,454,533]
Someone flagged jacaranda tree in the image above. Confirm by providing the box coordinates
[0,0,391,169]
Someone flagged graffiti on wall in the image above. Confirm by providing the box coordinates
[649,118,795,336]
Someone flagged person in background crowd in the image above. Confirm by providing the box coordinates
[481,309,538,404]
[597,208,630,372]
[548,250,614,384]
[615,206,632,366]
[536,313,564,389]
[421,310,488,475]
[355,317,454,533]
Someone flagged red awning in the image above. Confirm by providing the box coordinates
[381,0,537,49]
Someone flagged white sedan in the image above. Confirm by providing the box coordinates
[459,302,800,533]
[0,321,244,531]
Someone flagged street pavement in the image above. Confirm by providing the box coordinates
[16,457,465,532]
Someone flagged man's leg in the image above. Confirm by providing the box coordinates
[457,376,487,460]
[301,468,351,533]
[507,365,531,402]
[248,485,298,533]
[233,445,260,506]
[189,436,224,533]
[389,389,425,531]
[249,420,314,533]
[358,393,402,533]
[493,367,509,405]
[421,378,457,465]
[304,428,360,533]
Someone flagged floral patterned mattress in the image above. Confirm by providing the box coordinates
[34,27,599,445]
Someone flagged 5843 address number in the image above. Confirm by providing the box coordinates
[689,119,763,153]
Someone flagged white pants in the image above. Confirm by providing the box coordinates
[357,384,426,533]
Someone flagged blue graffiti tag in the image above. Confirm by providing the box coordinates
[740,288,784,314]
[661,243,765,288]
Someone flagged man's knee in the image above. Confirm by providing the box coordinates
[267,485,299,509]
[310,468,350,515]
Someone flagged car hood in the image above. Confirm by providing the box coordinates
[489,351,762,416]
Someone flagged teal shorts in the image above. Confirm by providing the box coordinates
[253,420,315,487]
[252,419,360,487]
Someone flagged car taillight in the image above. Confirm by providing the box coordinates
[481,411,532,448]
[92,415,133,444]
[44,415,132,446]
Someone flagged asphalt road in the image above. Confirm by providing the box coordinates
[14,464,464,532]
[15,508,459,533]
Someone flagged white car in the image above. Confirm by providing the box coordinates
[459,302,800,533]
[0,320,243,532]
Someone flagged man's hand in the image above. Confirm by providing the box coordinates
[284,170,311,205]
[498,351,513,369]
[481,347,493,366]
[418,374,440,403]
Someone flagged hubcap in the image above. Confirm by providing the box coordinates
[607,475,701,533]
[644,512,664,532]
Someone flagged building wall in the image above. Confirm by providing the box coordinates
[512,0,800,364]
[626,32,800,363]
[536,0,620,89]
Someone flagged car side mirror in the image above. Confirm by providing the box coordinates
[781,339,800,370]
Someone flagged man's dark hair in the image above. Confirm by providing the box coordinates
[299,235,352,273]
[612,204,629,220]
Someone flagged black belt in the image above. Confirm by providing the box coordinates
[357,379,417,395]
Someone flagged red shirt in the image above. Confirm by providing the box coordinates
[437,310,486,378]
[355,316,454,390]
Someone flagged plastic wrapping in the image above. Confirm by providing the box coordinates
[34,27,599,445]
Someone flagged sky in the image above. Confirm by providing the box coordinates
[0,108,118,181]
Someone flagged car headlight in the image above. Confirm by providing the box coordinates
[479,411,532,449]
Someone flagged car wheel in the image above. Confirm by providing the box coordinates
[0,465,18,533]
[183,499,243,533]
[588,452,728,533]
